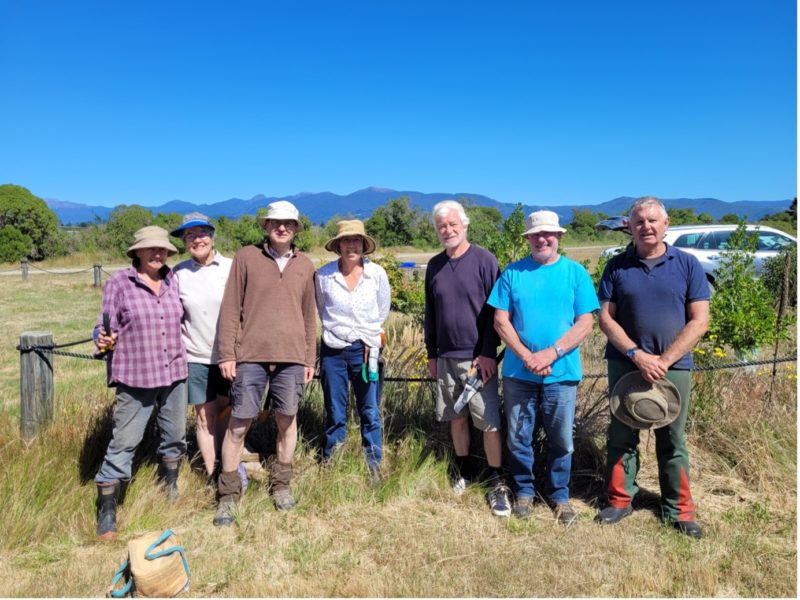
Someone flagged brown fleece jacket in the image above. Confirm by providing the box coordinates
[217,243,317,367]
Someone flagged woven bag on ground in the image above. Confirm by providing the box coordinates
[107,530,190,598]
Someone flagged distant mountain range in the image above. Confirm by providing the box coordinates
[46,187,793,226]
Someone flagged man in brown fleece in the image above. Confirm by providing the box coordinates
[213,200,317,525]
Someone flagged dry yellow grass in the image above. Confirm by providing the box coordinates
[0,272,795,597]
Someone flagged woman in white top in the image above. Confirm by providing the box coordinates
[171,213,233,478]
[315,220,391,481]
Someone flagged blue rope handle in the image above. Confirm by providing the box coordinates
[108,559,132,598]
[144,530,191,585]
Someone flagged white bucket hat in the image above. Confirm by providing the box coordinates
[256,200,304,231]
[521,210,567,236]
[609,371,682,430]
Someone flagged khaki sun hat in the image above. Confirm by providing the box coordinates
[126,226,179,259]
[256,200,304,231]
[609,371,682,430]
[521,210,567,236]
[324,220,377,255]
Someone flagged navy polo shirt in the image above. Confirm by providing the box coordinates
[598,244,710,369]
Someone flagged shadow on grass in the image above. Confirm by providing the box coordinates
[76,372,634,516]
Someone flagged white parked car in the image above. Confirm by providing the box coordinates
[600,224,796,284]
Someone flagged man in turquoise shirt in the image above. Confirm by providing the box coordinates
[488,210,599,523]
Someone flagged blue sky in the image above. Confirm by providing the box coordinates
[1,0,795,208]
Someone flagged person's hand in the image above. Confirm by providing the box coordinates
[522,348,554,374]
[633,352,668,383]
[95,332,118,352]
[474,356,497,383]
[428,358,438,379]
[304,366,315,384]
[219,360,237,381]
[532,365,552,377]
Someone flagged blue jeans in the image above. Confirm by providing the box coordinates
[95,381,187,484]
[503,377,577,503]
[320,341,382,467]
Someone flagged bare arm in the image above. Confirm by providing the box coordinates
[660,300,709,366]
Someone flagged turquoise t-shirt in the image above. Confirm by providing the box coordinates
[487,255,600,383]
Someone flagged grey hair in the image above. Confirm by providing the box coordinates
[432,200,470,225]
[629,196,668,219]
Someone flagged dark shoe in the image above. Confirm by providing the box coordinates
[595,504,633,525]
[554,502,578,525]
[487,483,512,518]
[158,458,181,502]
[96,482,120,540]
[672,520,703,539]
[512,496,533,519]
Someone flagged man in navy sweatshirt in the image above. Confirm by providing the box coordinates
[424,200,511,517]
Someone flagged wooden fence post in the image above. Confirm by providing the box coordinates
[21,258,28,281]
[19,331,54,441]
[93,263,102,287]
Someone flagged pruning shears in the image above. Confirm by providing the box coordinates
[98,312,114,354]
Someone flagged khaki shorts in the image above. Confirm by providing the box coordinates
[435,357,501,432]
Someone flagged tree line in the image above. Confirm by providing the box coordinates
[0,183,795,266]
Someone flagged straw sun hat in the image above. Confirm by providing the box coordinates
[324,220,377,255]
[126,226,179,259]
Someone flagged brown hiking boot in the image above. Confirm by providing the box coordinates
[213,470,242,527]
[270,461,296,511]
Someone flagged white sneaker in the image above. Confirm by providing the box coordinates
[487,483,512,517]
[451,476,471,496]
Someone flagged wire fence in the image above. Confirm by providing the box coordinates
[15,337,798,380]
[2,261,123,285]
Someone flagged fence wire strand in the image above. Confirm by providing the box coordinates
[14,339,799,376]
[27,264,95,275]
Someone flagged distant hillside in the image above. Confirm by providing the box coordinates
[46,187,793,225]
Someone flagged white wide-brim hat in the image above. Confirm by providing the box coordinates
[521,210,567,236]
[256,200,304,231]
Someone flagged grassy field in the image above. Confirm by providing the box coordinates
[0,258,796,597]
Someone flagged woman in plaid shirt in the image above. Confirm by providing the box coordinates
[92,226,189,540]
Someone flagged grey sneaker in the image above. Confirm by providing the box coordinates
[368,464,382,489]
[512,496,533,519]
[213,499,237,527]
[272,487,296,511]
[554,502,577,525]
[487,483,512,518]
[451,476,471,496]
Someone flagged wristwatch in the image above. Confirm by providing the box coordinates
[553,345,565,359]
[625,347,639,359]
